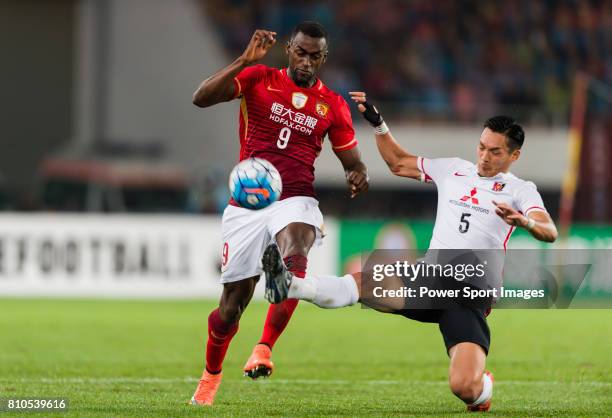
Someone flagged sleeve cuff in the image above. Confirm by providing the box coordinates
[233,77,242,98]
[417,156,433,183]
[524,206,547,216]
[332,138,358,151]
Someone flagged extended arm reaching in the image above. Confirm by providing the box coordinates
[348,91,422,180]
[192,30,276,108]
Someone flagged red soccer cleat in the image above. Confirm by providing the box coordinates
[467,370,494,412]
[190,370,222,406]
[243,343,274,379]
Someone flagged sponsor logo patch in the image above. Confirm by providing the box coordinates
[492,182,506,191]
[292,92,308,109]
[460,187,479,204]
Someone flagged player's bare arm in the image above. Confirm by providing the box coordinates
[492,201,558,242]
[192,29,276,108]
[349,91,421,180]
[334,148,369,198]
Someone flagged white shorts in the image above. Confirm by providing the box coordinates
[220,196,324,283]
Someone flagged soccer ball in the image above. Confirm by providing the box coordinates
[229,158,282,209]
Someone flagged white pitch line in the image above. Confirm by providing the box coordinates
[0,377,610,387]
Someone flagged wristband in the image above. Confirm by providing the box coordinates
[374,122,389,135]
[525,218,536,231]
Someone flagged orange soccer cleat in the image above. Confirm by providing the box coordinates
[467,370,494,412]
[243,343,274,379]
[190,370,222,406]
[467,398,491,412]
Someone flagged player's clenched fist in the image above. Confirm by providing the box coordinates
[240,30,277,65]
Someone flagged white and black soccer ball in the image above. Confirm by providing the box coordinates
[229,157,282,209]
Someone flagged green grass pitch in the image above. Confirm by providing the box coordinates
[0,299,610,417]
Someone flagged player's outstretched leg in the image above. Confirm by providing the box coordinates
[262,243,361,308]
[191,278,258,406]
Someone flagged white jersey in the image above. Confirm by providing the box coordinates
[417,157,547,250]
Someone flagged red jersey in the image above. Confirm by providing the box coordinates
[232,64,357,200]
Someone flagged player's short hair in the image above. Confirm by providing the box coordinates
[484,115,525,151]
[290,21,328,44]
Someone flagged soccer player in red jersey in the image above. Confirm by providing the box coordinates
[189,22,369,405]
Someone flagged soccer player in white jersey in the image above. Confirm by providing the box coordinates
[262,91,558,412]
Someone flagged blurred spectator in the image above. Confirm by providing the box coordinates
[202,0,612,124]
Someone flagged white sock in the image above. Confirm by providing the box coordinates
[288,274,359,308]
[287,275,318,301]
[471,372,493,406]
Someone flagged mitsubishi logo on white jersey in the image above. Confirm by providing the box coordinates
[460,187,479,205]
